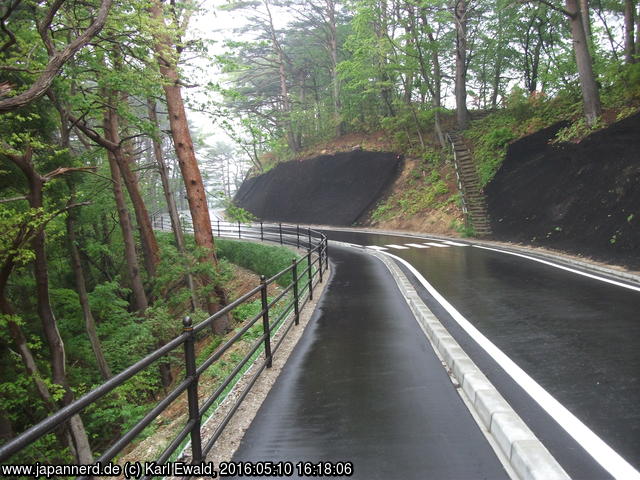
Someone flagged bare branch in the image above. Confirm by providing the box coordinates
[0,0,21,53]
[522,0,573,17]
[0,195,28,203]
[43,166,97,182]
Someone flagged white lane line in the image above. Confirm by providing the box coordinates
[442,240,469,247]
[366,245,388,251]
[405,243,430,249]
[424,242,450,248]
[474,245,640,293]
[385,244,410,250]
[383,251,640,480]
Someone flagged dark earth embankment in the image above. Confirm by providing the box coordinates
[234,151,401,226]
[486,113,640,269]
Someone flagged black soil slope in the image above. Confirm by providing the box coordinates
[234,151,401,226]
[486,113,640,268]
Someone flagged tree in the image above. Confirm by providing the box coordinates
[454,0,470,129]
[149,0,228,331]
[2,145,94,463]
[0,0,113,113]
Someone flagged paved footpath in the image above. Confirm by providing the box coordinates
[232,245,509,479]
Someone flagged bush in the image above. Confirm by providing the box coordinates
[216,239,298,286]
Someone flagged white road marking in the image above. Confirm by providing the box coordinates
[385,244,410,250]
[474,245,640,293]
[442,240,469,247]
[383,251,640,480]
[405,243,430,248]
[366,245,388,251]
[424,242,450,248]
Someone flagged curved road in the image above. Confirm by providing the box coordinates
[323,229,640,479]
[230,227,639,479]
[233,245,509,479]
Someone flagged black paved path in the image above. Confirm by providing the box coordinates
[232,245,508,479]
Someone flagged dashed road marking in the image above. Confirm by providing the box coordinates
[366,245,388,251]
[424,242,450,248]
[405,243,430,248]
[442,240,469,247]
[385,244,410,250]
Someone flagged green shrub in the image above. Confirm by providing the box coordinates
[216,239,298,286]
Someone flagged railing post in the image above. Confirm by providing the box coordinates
[217,219,220,237]
[160,215,163,231]
[296,225,300,248]
[182,316,202,463]
[260,221,264,241]
[279,223,283,245]
[318,247,323,283]
[292,259,299,326]
[260,276,273,368]
[324,240,329,272]
[307,228,311,250]
[238,221,241,239]
[307,249,313,301]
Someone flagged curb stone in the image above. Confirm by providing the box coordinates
[365,247,570,480]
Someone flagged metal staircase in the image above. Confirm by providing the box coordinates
[446,132,492,237]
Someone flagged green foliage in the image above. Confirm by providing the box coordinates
[224,200,257,223]
[554,117,605,143]
[450,219,476,237]
[372,156,451,221]
[216,239,298,287]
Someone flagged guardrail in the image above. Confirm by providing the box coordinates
[0,219,328,477]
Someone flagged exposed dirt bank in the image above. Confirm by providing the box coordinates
[485,113,640,269]
[234,151,401,226]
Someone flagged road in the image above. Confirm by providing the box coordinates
[233,245,509,479]
[322,229,640,479]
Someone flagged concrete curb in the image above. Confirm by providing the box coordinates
[367,248,570,480]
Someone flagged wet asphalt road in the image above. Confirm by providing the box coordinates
[323,229,640,478]
[232,245,509,479]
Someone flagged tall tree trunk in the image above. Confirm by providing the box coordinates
[149,0,228,332]
[7,149,93,464]
[104,111,149,312]
[264,0,297,152]
[107,99,160,279]
[625,0,637,63]
[66,210,112,380]
[579,0,592,44]
[147,100,197,310]
[565,0,601,126]
[326,0,343,136]
[454,0,470,129]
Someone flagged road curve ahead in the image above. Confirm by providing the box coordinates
[323,228,640,479]
[232,245,509,479]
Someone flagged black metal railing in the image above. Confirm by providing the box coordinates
[0,219,328,477]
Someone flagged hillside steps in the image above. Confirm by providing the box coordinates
[446,131,492,237]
